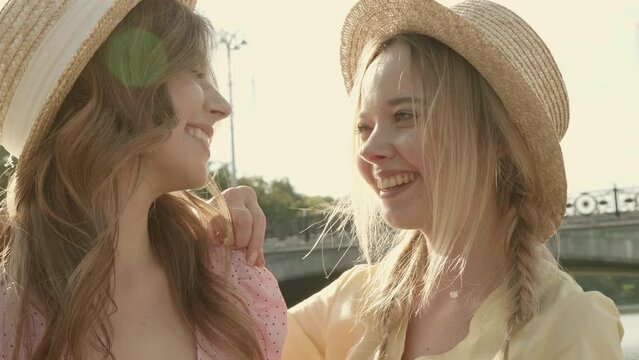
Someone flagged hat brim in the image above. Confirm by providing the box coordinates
[340,0,566,240]
[17,0,142,168]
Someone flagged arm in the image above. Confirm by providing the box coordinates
[212,186,327,358]
[282,265,368,360]
[284,312,325,360]
[206,186,286,359]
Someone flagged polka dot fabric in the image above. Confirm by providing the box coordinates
[1,277,46,359]
[1,248,286,359]
[201,248,287,360]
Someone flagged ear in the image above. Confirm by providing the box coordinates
[179,0,197,10]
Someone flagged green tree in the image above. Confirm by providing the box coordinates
[211,162,233,191]
[214,166,335,240]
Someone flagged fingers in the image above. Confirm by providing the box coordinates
[218,185,266,267]
[255,251,266,268]
[228,206,252,249]
[246,202,266,267]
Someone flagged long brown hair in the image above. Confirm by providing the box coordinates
[326,34,557,359]
[1,1,264,359]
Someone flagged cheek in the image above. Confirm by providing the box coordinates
[356,156,375,188]
[398,132,426,172]
[169,81,205,122]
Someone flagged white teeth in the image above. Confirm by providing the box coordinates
[186,126,211,147]
[376,173,417,190]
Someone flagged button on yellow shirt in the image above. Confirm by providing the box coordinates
[283,260,624,359]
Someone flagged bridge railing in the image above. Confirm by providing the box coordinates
[566,185,639,217]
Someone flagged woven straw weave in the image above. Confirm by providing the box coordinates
[0,0,71,141]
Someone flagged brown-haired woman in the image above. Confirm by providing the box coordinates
[0,0,285,359]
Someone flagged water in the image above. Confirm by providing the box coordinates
[622,313,639,359]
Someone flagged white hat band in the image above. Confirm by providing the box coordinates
[2,0,115,157]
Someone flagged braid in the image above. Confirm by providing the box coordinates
[495,201,540,359]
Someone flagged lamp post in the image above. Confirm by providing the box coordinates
[217,30,246,187]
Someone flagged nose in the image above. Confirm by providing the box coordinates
[204,86,232,122]
[358,127,394,165]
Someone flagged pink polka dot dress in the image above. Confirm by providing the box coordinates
[1,248,287,359]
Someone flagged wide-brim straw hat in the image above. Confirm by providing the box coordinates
[0,0,196,167]
[340,0,569,241]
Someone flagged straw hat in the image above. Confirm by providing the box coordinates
[0,0,196,164]
[340,0,570,241]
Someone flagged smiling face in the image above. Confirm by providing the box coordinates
[145,67,231,194]
[356,42,432,231]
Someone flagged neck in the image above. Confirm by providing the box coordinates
[115,179,160,277]
[423,202,512,302]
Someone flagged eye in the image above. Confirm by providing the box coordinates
[394,111,416,122]
[355,123,373,140]
[355,123,372,134]
[192,69,207,80]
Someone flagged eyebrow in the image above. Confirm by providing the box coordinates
[386,96,422,106]
[358,96,423,119]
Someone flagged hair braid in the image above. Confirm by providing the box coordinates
[495,200,541,359]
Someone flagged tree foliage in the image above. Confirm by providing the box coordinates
[213,164,334,240]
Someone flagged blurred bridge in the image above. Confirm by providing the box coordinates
[265,186,639,305]
[551,186,639,275]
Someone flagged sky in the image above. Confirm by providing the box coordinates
[1,0,637,198]
[200,0,639,198]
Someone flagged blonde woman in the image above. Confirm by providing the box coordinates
[0,0,285,359]
[282,0,624,359]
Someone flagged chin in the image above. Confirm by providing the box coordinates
[382,208,429,231]
[187,174,209,190]
[170,170,209,192]
[383,213,417,230]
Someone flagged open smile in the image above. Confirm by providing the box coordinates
[375,172,420,198]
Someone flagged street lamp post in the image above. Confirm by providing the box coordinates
[217,30,246,187]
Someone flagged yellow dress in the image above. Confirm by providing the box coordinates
[283,259,624,359]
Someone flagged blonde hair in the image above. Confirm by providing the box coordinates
[327,34,558,359]
[0,1,264,359]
